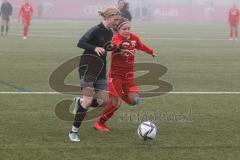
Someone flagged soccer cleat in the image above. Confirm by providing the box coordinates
[73,97,83,114]
[93,121,110,132]
[23,36,27,40]
[69,132,80,142]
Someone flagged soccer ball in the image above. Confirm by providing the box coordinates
[137,121,157,140]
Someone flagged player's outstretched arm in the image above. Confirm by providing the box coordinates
[131,34,155,57]
[136,39,155,57]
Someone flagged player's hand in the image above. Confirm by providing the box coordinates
[94,47,106,56]
[152,52,157,58]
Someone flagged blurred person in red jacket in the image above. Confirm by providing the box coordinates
[228,5,239,40]
[18,0,33,39]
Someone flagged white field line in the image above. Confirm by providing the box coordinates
[9,33,231,41]
[0,92,240,95]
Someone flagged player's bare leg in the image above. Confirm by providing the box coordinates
[95,89,109,107]
[229,26,234,40]
[1,21,5,36]
[5,21,9,35]
[23,23,29,39]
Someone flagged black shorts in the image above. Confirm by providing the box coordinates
[1,14,10,22]
[79,54,107,91]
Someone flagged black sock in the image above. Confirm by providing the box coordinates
[91,98,99,107]
[1,25,4,34]
[73,103,87,128]
[5,25,9,35]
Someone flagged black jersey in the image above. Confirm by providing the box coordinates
[0,2,12,16]
[77,22,113,80]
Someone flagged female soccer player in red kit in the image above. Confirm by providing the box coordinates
[94,18,156,131]
[228,5,239,40]
[18,0,33,39]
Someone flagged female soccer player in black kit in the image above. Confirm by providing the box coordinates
[69,7,121,142]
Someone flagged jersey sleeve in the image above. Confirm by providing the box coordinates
[134,34,154,55]
[77,26,98,51]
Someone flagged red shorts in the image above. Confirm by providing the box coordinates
[22,16,31,26]
[108,77,138,97]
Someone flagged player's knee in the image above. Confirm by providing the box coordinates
[96,98,107,106]
[81,97,93,108]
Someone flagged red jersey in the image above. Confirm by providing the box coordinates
[229,7,239,24]
[110,33,154,80]
[19,3,33,18]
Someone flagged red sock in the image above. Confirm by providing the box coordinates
[99,104,118,124]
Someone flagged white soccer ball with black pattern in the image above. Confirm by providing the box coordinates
[137,121,157,140]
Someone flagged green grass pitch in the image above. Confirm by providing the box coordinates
[0,19,240,160]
